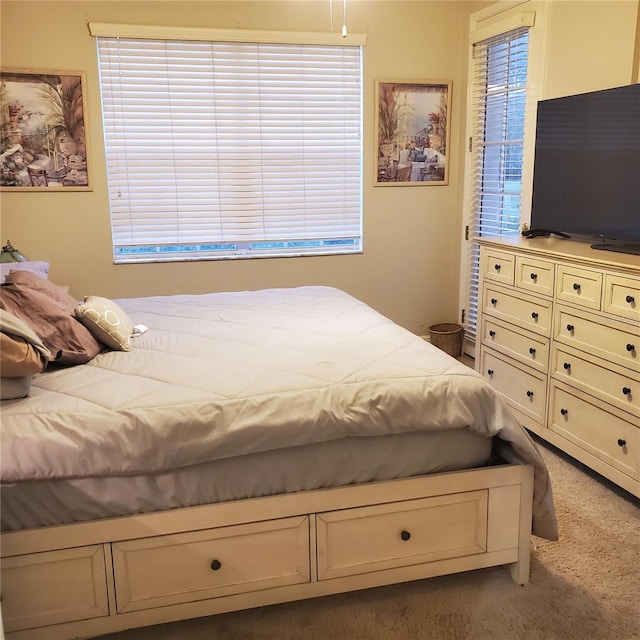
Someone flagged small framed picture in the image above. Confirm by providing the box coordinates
[1,69,91,191]
[375,80,452,186]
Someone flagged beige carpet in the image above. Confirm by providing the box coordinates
[99,440,640,640]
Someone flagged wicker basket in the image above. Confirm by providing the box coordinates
[428,323,463,358]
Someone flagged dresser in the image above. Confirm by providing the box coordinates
[477,236,640,497]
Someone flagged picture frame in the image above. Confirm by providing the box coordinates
[375,80,452,186]
[1,69,91,191]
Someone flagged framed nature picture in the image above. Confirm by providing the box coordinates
[0,69,90,190]
[375,80,452,186]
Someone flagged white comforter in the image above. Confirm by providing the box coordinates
[1,286,557,539]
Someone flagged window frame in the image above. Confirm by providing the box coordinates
[90,23,367,264]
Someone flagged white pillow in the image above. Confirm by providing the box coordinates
[74,296,134,351]
[0,261,50,284]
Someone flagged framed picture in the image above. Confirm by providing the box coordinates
[375,80,452,186]
[1,69,90,190]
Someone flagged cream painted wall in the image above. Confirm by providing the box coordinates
[1,1,638,335]
[0,0,467,335]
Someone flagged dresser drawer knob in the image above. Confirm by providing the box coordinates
[622,387,631,396]
[400,530,411,541]
[563,362,571,370]
[572,282,581,291]
[560,408,568,416]
[626,343,635,353]
[531,312,539,320]
[210,559,222,571]
[530,273,537,281]
[491,298,498,305]
[529,347,536,355]
[617,439,626,448]
[489,330,496,337]
[566,324,575,332]
[494,264,501,271]
[487,369,494,376]
[626,295,635,304]
[526,390,534,398]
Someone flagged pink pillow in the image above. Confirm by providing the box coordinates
[0,270,102,365]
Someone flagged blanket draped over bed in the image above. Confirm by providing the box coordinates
[1,286,558,540]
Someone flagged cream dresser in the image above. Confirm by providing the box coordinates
[477,236,640,498]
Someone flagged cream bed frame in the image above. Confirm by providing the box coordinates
[0,445,534,640]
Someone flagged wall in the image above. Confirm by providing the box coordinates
[0,0,467,336]
[1,1,638,335]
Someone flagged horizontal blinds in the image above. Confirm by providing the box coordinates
[96,37,363,262]
[465,27,529,336]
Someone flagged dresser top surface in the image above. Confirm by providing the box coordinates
[477,235,640,273]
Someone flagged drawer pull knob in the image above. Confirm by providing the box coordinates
[491,298,498,305]
[531,312,539,320]
[210,559,222,571]
[573,282,581,291]
[487,369,494,376]
[566,324,575,332]
[622,387,631,396]
[529,347,536,355]
[489,330,496,337]
[563,362,571,370]
[626,295,635,303]
[526,390,534,398]
[617,439,626,448]
[400,530,411,541]
[626,343,635,353]
[494,264,501,271]
[530,273,537,281]
[560,408,568,416]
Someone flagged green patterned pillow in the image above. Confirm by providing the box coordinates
[75,296,133,351]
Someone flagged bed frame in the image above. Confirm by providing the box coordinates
[0,446,534,640]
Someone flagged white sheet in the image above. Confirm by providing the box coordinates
[0,286,557,539]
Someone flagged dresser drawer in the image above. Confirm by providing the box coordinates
[554,306,640,370]
[483,283,552,337]
[480,350,547,423]
[481,316,549,373]
[515,255,555,297]
[113,516,310,613]
[549,383,639,480]
[552,345,640,418]
[1,545,109,632]
[603,274,640,322]
[316,492,487,580]
[555,264,602,310]
[481,248,515,286]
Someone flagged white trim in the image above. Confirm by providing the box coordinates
[470,12,535,45]
[88,22,367,46]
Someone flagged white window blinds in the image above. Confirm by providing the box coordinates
[464,27,530,336]
[95,35,363,262]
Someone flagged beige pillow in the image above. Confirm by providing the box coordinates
[75,296,133,351]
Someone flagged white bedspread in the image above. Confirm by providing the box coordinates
[0,286,557,539]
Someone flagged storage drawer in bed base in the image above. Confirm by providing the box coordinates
[1,459,533,640]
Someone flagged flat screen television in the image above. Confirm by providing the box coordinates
[527,83,640,256]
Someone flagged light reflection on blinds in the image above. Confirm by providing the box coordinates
[96,37,363,262]
[464,28,529,336]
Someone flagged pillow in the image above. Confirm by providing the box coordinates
[0,261,50,284]
[0,270,102,365]
[75,296,133,351]
[0,376,32,401]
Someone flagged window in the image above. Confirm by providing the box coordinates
[460,7,543,348]
[93,27,364,263]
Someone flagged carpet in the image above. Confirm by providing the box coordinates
[99,440,640,640]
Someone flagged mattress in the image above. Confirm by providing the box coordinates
[0,286,557,538]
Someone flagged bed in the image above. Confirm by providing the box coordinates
[0,281,557,640]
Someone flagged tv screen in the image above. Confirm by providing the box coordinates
[529,84,640,252]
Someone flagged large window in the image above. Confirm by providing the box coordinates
[93,27,363,263]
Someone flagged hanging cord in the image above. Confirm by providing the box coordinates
[342,0,348,37]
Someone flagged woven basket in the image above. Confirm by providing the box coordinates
[429,323,463,358]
